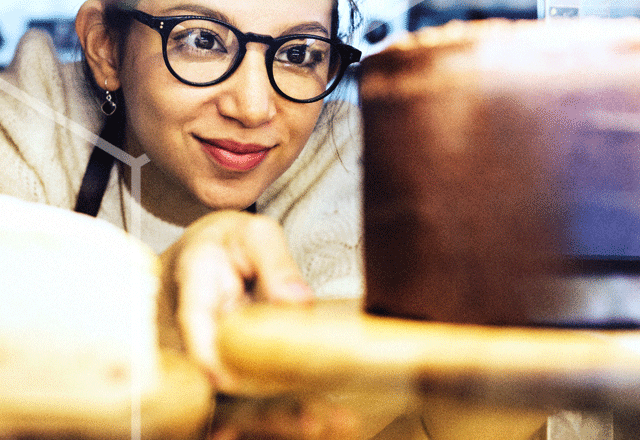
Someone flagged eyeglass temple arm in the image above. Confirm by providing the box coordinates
[126,9,161,29]
[345,46,362,64]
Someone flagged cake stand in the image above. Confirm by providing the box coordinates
[217,299,640,440]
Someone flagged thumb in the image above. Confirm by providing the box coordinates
[234,216,314,304]
[175,242,246,391]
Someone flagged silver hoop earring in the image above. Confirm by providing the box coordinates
[101,89,117,116]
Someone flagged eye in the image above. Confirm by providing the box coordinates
[275,39,329,68]
[285,45,308,64]
[190,30,220,50]
[184,29,224,51]
[171,26,228,56]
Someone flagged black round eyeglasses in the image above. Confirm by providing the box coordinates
[125,9,362,103]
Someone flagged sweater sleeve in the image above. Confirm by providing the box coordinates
[257,100,364,300]
[0,30,103,209]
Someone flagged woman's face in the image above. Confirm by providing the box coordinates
[118,0,333,210]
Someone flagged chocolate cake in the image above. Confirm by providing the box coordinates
[359,19,640,326]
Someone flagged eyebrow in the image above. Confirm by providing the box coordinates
[160,4,237,26]
[159,4,330,37]
[284,23,330,38]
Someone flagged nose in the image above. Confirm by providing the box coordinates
[216,46,277,128]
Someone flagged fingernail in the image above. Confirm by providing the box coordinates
[278,281,314,302]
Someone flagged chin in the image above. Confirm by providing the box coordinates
[191,173,273,212]
[197,191,258,212]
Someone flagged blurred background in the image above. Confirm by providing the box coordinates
[0,0,537,67]
[352,0,535,58]
[0,0,83,66]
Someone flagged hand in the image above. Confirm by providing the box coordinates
[207,394,360,440]
[159,211,314,393]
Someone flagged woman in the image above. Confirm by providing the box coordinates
[0,0,368,437]
[1,0,361,378]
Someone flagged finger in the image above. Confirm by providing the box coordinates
[235,216,314,304]
[176,241,246,390]
[207,427,240,440]
[210,395,361,440]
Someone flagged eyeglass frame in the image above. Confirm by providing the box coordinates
[123,9,362,104]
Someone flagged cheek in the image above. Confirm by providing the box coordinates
[289,101,324,149]
[119,52,199,155]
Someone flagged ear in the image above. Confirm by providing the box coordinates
[76,0,121,91]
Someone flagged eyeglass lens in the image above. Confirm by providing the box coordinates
[166,20,342,101]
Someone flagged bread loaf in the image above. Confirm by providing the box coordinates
[0,195,211,439]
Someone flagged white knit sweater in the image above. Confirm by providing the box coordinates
[0,30,364,300]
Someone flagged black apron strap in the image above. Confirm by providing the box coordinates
[75,105,124,217]
[74,146,116,217]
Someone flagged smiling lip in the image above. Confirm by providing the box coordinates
[199,138,272,172]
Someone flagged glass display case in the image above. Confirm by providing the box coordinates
[539,0,640,19]
[354,0,537,59]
